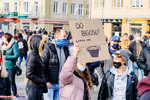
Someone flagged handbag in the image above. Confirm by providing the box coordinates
[14,65,22,76]
[91,73,99,86]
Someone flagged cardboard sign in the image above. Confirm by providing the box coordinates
[69,19,110,63]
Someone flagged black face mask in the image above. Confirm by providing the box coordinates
[113,62,122,69]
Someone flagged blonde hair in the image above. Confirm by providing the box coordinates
[114,52,126,65]
[0,50,7,78]
[75,65,93,89]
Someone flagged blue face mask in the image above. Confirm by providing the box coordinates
[112,44,119,49]
[55,38,67,48]
[77,65,86,72]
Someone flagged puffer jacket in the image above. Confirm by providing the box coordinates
[17,33,28,57]
[2,38,19,69]
[59,56,92,100]
[42,42,69,84]
[137,47,150,76]
[98,70,139,100]
[26,35,47,92]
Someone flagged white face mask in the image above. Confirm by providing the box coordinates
[136,37,141,41]
[124,37,128,40]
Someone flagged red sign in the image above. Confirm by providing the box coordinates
[0,18,19,22]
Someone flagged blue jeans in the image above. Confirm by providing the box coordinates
[43,83,59,100]
[26,83,43,100]
[18,56,27,67]
[5,69,17,96]
[132,63,144,78]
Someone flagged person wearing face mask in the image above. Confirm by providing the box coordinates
[129,32,147,78]
[97,36,121,79]
[59,44,93,100]
[119,33,131,49]
[42,29,69,100]
[98,49,139,100]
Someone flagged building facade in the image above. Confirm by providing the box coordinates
[91,0,150,39]
[0,0,89,35]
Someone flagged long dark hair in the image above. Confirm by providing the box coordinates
[4,33,13,43]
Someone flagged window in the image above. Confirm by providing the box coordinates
[54,2,58,13]
[34,2,38,16]
[132,0,143,8]
[86,5,89,16]
[95,0,104,8]
[113,0,123,8]
[23,2,29,13]
[71,3,76,15]
[4,3,9,13]
[62,3,67,14]
[14,2,17,12]
[78,4,83,15]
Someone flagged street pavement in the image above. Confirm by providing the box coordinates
[14,60,99,100]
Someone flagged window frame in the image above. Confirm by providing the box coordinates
[95,0,104,9]
[131,0,143,8]
[54,2,59,13]
[78,4,83,16]
[71,3,76,15]
[14,2,17,12]
[113,0,123,8]
[4,3,9,13]
[23,2,29,13]
[62,3,67,14]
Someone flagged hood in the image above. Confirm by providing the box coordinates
[137,72,150,96]
[18,33,23,38]
[110,65,132,76]
[2,38,15,50]
[30,35,42,55]
[114,49,132,64]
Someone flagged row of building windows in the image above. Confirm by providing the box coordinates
[3,2,89,16]
[96,0,145,8]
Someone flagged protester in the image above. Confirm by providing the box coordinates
[59,44,92,100]
[17,33,28,67]
[26,35,47,100]
[137,46,150,76]
[129,33,134,41]
[20,30,27,40]
[137,72,150,100]
[98,36,121,79]
[0,30,4,48]
[129,31,147,78]
[97,49,139,100]
[119,33,131,49]
[43,29,69,100]
[0,49,7,97]
[2,33,19,96]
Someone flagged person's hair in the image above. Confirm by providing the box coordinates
[123,33,128,36]
[114,52,126,65]
[54,29,65,39]
[135,31,141,36]
[43,31,48,35]
[75,65,93,89]
[4,33,13,43]
[20,30,26,35]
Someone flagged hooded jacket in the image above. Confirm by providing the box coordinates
[17,33,28,57]
[98,69,139,100]
[26,35,47,92]
[137,73,150,100]
[2,38,19,69]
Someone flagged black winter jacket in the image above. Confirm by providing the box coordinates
[42,42,69,84]
[17,33,28,56]
[26,35,47,93]
[137,47,150,76]
[129,41,147,62]
[98,70,139,100]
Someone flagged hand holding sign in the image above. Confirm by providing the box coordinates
[69,19,110,63]
[73,44,80,58]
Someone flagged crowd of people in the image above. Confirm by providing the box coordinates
[0,28,150,100]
